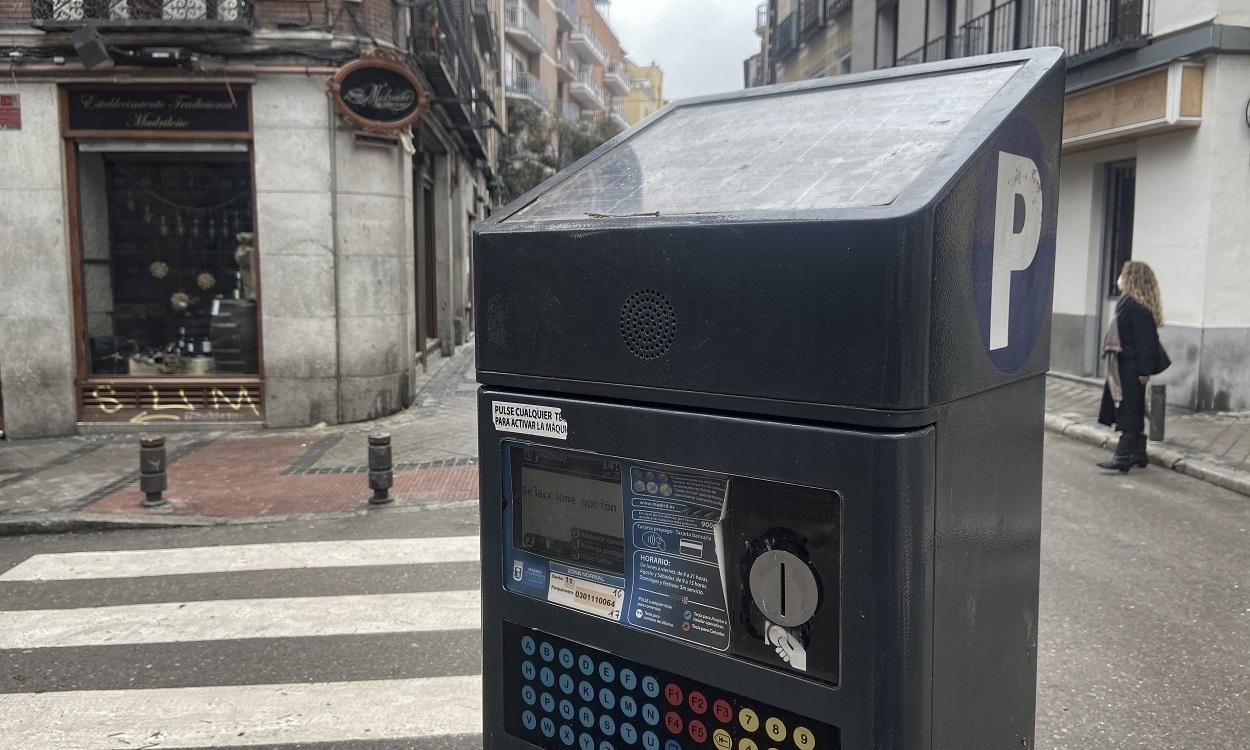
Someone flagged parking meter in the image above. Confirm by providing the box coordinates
[476,48,1064,750]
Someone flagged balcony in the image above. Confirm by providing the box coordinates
[825,0,850,19]
[556,45,576,80]
[506,71,548,105]
[569,21,606,65]
[772,12,797,60]
[608,102,629,130]
[603,61,630,96]
[569,67,604,110]
[559,100,581,123]
[504,1,545,54]
[556,0,576,30]
[31,0,253,31]
[897,0,1152,71]
[1034,0,1153,66]
[896,35,949,66]
[755,2,767,37]
[800,0,821,37]
[412,0,493,161]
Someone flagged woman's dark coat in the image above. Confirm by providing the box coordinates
[1099,296,1169,431]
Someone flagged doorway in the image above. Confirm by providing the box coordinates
[1095,159,1136,375]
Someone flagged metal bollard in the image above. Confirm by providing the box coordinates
[1149,384,1167,442]
[368,432,394,504]
[139,435,168,508]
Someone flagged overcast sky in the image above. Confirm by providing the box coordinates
[604,0,762,102]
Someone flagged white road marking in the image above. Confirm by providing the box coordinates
[0,536,481,582]
[0,674,483,749]
[0,590,480,649]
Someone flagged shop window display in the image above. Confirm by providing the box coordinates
[79,152,257,377]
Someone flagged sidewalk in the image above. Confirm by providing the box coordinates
[3,357,1247,535]
[1045,374,1250,497]
[0,343,481,535]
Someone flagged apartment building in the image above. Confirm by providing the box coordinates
[502,0,632,130]
[622,60,665,124]
[748,0,1250,411]
[0,0,503,437]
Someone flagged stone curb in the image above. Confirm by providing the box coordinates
[0,498,478,538]
[1044,413,1250,498]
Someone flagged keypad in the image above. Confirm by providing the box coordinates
[504,621,840,750]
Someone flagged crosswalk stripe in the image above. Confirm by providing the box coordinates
[0,536,481,582]
[0,590,480,649]
[0,674,482,749]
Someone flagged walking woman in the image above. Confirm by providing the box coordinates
[1098,260,1170,472]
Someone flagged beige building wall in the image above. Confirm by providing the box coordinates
[623,60,664,123]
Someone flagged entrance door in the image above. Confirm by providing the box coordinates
[423,184,438,342]
[1095,159,1136,375]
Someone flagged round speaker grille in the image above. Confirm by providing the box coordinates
[620,290,676,360]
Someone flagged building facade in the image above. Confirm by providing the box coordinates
[502,0,633,129]
[748,0,1250,411]
[622,59,664,124]
[0,0,503,437]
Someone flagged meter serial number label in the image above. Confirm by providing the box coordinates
[548,572,624,621]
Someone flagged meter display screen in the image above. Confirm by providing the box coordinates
[518,465,625,573]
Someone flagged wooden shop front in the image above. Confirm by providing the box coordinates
[63,83,264,426]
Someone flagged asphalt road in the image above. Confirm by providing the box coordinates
[0,434,1246,748]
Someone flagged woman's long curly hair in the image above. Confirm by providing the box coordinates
[1120,260,1164,326]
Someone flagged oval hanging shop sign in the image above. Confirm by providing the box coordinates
[328,55,429,131]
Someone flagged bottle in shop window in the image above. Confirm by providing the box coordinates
[177,327,187,353]
[200,338,212,355]
[233,270,242,300]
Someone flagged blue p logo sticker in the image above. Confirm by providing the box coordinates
[971,118,1055,373]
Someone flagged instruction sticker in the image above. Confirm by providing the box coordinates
[493,401,568,440]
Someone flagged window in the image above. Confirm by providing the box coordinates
[837,52,852,75]
[78,150,258,376]
[1103,160,1136,297]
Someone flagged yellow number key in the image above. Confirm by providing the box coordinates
[764,717,787,742]
[738,708,759,733]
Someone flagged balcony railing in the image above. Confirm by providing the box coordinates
[897,35,951,66]
[412,0,492,160]
[800,0,821,37]
[608,102,629,128]
[825,0,850,19]
[569,21,606,64]
[556,45,576,79]
[604,61,630,95]
[556,0,576,29]
[505,71,547,103]
[897,0,1153,70]
[569,67,604,109]
[504,1,545,52]
[773,12,797,60]
[32,0,253,29]
[1034,0,1152,65]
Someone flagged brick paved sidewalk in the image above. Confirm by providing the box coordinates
[3,354,1246,535]
[0,343,481,533]
[1046,375,1250,495]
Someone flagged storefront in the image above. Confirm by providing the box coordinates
[63,83,264,426]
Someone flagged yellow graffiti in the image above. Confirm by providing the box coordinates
[210,387,262,417]
[128,411,184,424]
[150,386,194,411]
[91,384,124,415]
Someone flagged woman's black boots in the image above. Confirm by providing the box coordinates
[1097,434,1137,472]
[1132,434,1149,468]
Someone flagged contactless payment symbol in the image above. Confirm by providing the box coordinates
[971,117,1055,373]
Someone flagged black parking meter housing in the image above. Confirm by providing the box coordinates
[476,48,1065,750]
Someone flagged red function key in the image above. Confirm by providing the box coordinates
[712,699,733,724]
[665,711,684,735]
[688,691,708,715]
[688,719,709,744]
[664,683,684,707]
